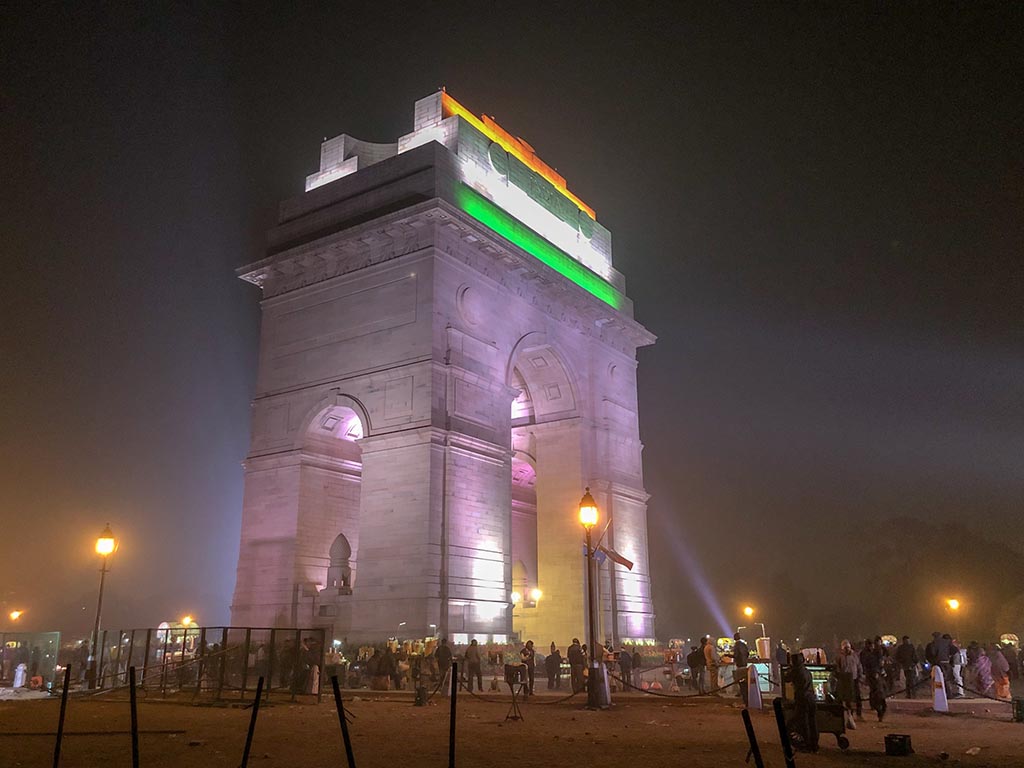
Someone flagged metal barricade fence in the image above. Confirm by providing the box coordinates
[90,625,326,702]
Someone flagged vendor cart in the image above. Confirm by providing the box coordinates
[779,664,849,751]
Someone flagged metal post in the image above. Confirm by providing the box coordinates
[98,630,108,690]
[240,676,264,768]
[772,697,797,768]
[52,665,71,768]
[742,708,765,768]
[331,675,357,768]
[217,628,228,700]
[141,629,152,689]
[88,557,109,689]
[126,630,136,688]
[585,527,601,709]
[197,627,207,695]
[129,666,140,768]
[267,629,276,696]
[448,662,458,768]
[240,628,251,698]
[160,628,170,696]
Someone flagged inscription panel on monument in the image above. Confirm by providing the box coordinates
[274,275,417,355]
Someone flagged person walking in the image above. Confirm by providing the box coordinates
[733,632,750,705]
[835,640,863,726]
[465,639,483,692]
[894,635,918,698]
[520,640,536,696]
[860,638,887,721]
[568,638,585,693]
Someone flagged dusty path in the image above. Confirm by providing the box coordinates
[1,692,1017,767]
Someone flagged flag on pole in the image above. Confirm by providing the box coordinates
[598,546,634,571]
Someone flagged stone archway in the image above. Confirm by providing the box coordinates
[507,336,588,645]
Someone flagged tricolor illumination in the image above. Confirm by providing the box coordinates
[454,184,624,310]
[441,92,596,220]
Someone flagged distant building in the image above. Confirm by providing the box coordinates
[230,92,655,645]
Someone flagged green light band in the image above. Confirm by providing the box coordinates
[453,184,624,310]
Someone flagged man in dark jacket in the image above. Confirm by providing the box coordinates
[618,645,633,689]
[436,639,453,696]
[686,645,704,692]
[568,638,585,693]
[894,636,918,698]
[860,639,887,721]
[790,653,818,752]
[733,632,750,705]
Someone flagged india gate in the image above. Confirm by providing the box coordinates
[230,91,656,646]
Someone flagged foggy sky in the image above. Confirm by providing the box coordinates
[2,3,1021,642]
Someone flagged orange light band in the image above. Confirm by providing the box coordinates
[441,92,596,220]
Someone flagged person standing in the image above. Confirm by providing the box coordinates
[989,643,1011,700]
[520,640,536,696]
[733,632,750,705]
[632,647,642,689]
[686,644,704,693]
[618,645,633,690]
[774,640,789,693]
[790,653,819,752]
[568,638,585,693]
[545,643,562,689]
[894,635,918,698]
[465,639,483,692]
[703,635,721,694]
[436,638,453,696]
[835,640,863,726]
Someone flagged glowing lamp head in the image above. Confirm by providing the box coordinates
[578,487,598,528]
[946,598,960,611]
[182,615,194,627]
[9,610,23,621]
[743,606,754,618]
[530,588,543,602]
[96,524,116,557]
[511,591,522,605]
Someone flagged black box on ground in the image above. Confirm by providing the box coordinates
[884,734,913,756]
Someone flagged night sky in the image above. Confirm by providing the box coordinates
[3,4,1021,643]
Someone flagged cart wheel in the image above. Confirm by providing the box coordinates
[837,735,850,751]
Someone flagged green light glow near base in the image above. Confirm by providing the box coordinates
[454,184,624,310]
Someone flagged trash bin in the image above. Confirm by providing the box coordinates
[1012,698,1024,723]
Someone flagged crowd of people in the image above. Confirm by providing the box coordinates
[323,636,651,698]
[784,631,1019,753]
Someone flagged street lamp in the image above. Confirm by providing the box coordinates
[579,487,606,709]
[743,606,754,618]
[529,588,543,603]
[946,598,960,611]
[88,523,117,689]
[9,610,23,622]
[181,615,194,627]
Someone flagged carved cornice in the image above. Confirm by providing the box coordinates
[238,200,656,353]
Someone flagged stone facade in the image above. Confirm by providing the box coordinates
[230,93,656,645]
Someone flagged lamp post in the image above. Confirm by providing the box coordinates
[88,524,116,690]
[742,606,767,639]
[945,597,962,640]
[579,487,606,709]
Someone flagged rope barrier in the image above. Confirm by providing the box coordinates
[610,671,742,699]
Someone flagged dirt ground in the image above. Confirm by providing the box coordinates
[1,691,1018,768]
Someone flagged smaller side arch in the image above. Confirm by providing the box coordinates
[293,389,372,449]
